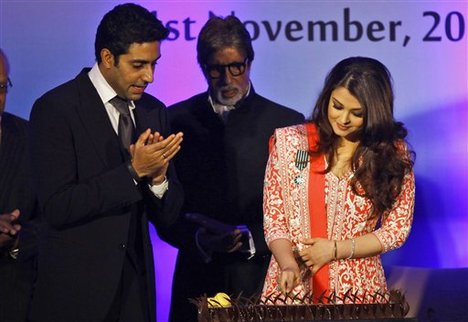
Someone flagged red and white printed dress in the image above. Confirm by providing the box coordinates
[261,124,415,303]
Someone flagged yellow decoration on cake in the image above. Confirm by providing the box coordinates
[207,292,232,308]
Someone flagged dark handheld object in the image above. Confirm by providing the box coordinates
[185,213,237,234]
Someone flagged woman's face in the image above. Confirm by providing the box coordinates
[327,86,364,141]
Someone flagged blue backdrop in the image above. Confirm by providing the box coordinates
[1,1,466,321]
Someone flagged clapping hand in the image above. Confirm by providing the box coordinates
[130,129,183,184]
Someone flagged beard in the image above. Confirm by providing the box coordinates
[214,84,245,106]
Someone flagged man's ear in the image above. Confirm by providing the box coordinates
[100,48,115,69]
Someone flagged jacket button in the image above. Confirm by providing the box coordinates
[119,243,127,250]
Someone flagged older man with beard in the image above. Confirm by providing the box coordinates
[157,15,305,322]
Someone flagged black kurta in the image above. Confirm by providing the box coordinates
[158,88,305,322]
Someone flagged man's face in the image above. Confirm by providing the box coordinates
[205,47,251,106]
[0,55,8,115]
[101,41,161,101]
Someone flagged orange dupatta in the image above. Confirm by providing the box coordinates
[305,123,329,301]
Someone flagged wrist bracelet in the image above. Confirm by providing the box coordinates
[126,160,142,182]
[346,238,355,260]
[333,240,338,260]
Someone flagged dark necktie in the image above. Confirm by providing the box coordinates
[110,96,134,150]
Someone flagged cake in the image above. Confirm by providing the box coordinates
[192,290,412,321]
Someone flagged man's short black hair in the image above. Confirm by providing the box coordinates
[95,3,169,63]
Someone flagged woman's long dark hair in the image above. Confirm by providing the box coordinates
[311,57,414,217]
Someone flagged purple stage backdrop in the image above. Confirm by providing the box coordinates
[1,1,466,321]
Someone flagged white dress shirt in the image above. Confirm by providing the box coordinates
[88,64,168,198]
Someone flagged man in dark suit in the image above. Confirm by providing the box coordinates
[158,15,305,322]
[28,4,183,322]
[0,48,40,322]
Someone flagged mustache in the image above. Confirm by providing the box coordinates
[218,85,241,92]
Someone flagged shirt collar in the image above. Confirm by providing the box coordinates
[88,63,135,110]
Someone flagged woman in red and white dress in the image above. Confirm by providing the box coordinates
[262,57,415,304]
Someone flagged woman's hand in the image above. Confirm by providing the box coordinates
[279,265,301,295]
[299,238,334,275]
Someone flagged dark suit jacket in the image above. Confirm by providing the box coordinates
[0,112,39,322]
[28,69,183,322]
[158,89,304,322]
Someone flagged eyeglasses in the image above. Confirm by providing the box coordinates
[0,78,12,94]
[204,58,248,79]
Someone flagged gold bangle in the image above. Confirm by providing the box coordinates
[346,238,355,260]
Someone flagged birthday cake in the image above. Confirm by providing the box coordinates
[193,290,412,322]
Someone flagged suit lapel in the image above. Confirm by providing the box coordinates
[133,96,164,137]
[194,93,224,130]
[74,69,122,167]
[133,104,152,136]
